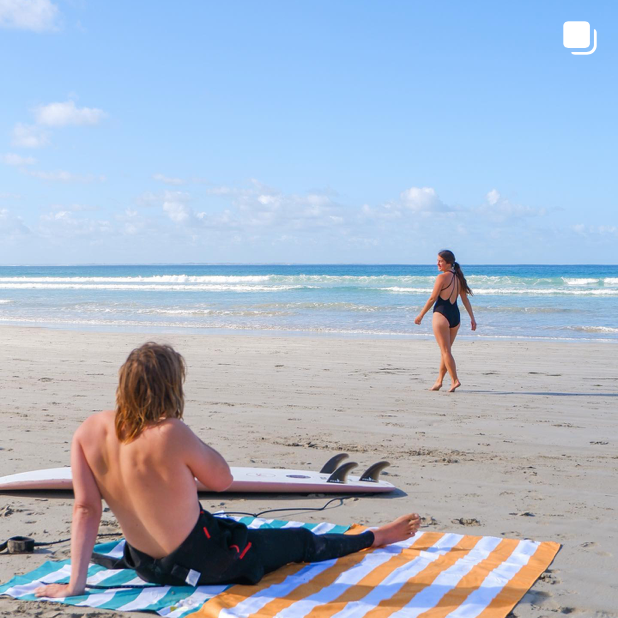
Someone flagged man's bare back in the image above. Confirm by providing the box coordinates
[76,410,233,558]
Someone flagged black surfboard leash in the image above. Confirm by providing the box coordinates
[0,532,122,555]
[222,493,372,518]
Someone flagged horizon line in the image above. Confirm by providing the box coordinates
[0,263,617,268]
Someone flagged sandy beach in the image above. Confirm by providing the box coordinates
[0,326,616,617]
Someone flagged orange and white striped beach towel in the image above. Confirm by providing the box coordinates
[197,527,559,618]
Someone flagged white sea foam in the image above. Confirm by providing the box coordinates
[474,306,580,314]
[0,299,11,304]
[563,278,599,285]
[0,273,611,292]
[0,274,533,288]
[563,325,618,334]
[0,275,271,284]
[380,287,434,293]
[380,286,618,296]
[134,307,295,317]
[0,283,304,292]
[0,315,425,338]
[1,314,615,342]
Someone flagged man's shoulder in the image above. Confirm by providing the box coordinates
[135,417,191,445]
[75,410,114,439]
[86,409,115,425]
[154,417,189,439]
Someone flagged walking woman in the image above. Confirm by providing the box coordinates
[415,250,476,391]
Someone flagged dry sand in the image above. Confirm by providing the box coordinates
[0,326,617,617]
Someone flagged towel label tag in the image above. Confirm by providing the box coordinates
[185,569,201,586]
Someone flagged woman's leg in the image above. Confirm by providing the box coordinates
[430,356,447,390]
[432,313,459,390]
[448,324,461,391]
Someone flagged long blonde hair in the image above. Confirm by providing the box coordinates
[115,342,186,442]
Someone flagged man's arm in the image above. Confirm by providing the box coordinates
[36,423,102,598]
[178,422,233,492]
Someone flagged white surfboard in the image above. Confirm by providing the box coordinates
[0,456,395,494]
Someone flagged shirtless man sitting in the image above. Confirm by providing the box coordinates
[35,342,421,598]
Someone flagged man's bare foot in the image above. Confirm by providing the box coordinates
[448,380,461,392]
[429,382,442,391]
[371,513,421,547]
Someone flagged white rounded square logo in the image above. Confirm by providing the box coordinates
[563,21,590,48]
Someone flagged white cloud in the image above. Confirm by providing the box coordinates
[478,190,545,221]
[361,186,453,222]
[135,191,161,207]
[153,173,185,186]
[205,186,239,196]
[38,210,112,239]
[136,181,347,235]
[49,203,99,213]
[10,100,106,151]
[11,123,49,148]
[141,190,194,223]
[34,100,106,126]
[400,187,445,212]
[2,152,36,165]
[112,208,151,237]
[163,192,192,223]
[0,207,31,236]
[221,180,346,230]
[29,170,106,182]
[0,0,60,32]
[572,224,618,236]
[486,189,500,206]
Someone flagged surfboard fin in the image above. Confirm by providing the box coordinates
[326,461,358,484]
[320,453,349,474]
[360,461,390,482]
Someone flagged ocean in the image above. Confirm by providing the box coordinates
[0,264,617,342]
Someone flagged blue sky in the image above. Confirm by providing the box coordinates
[0,0,616,264]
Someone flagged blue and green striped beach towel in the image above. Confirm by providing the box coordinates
[0,515,349,617]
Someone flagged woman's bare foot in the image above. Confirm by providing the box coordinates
[448,380,461,392]
[371,513,421,547]
[429,382,442,391]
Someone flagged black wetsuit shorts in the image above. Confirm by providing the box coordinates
[93,506,374,586]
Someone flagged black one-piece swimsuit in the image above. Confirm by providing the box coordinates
[432,272,460,328]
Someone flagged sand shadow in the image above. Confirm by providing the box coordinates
[466,391,618,397]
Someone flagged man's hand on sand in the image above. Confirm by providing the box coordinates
[35,583,84,599]
[371,513,421,547]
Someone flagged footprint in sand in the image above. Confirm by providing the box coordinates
[451,517,481,526]
[539,569,561,585]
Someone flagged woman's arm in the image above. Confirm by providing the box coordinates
[35,425,102,598]
[415,274,445,324]
[460,290,477,331]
